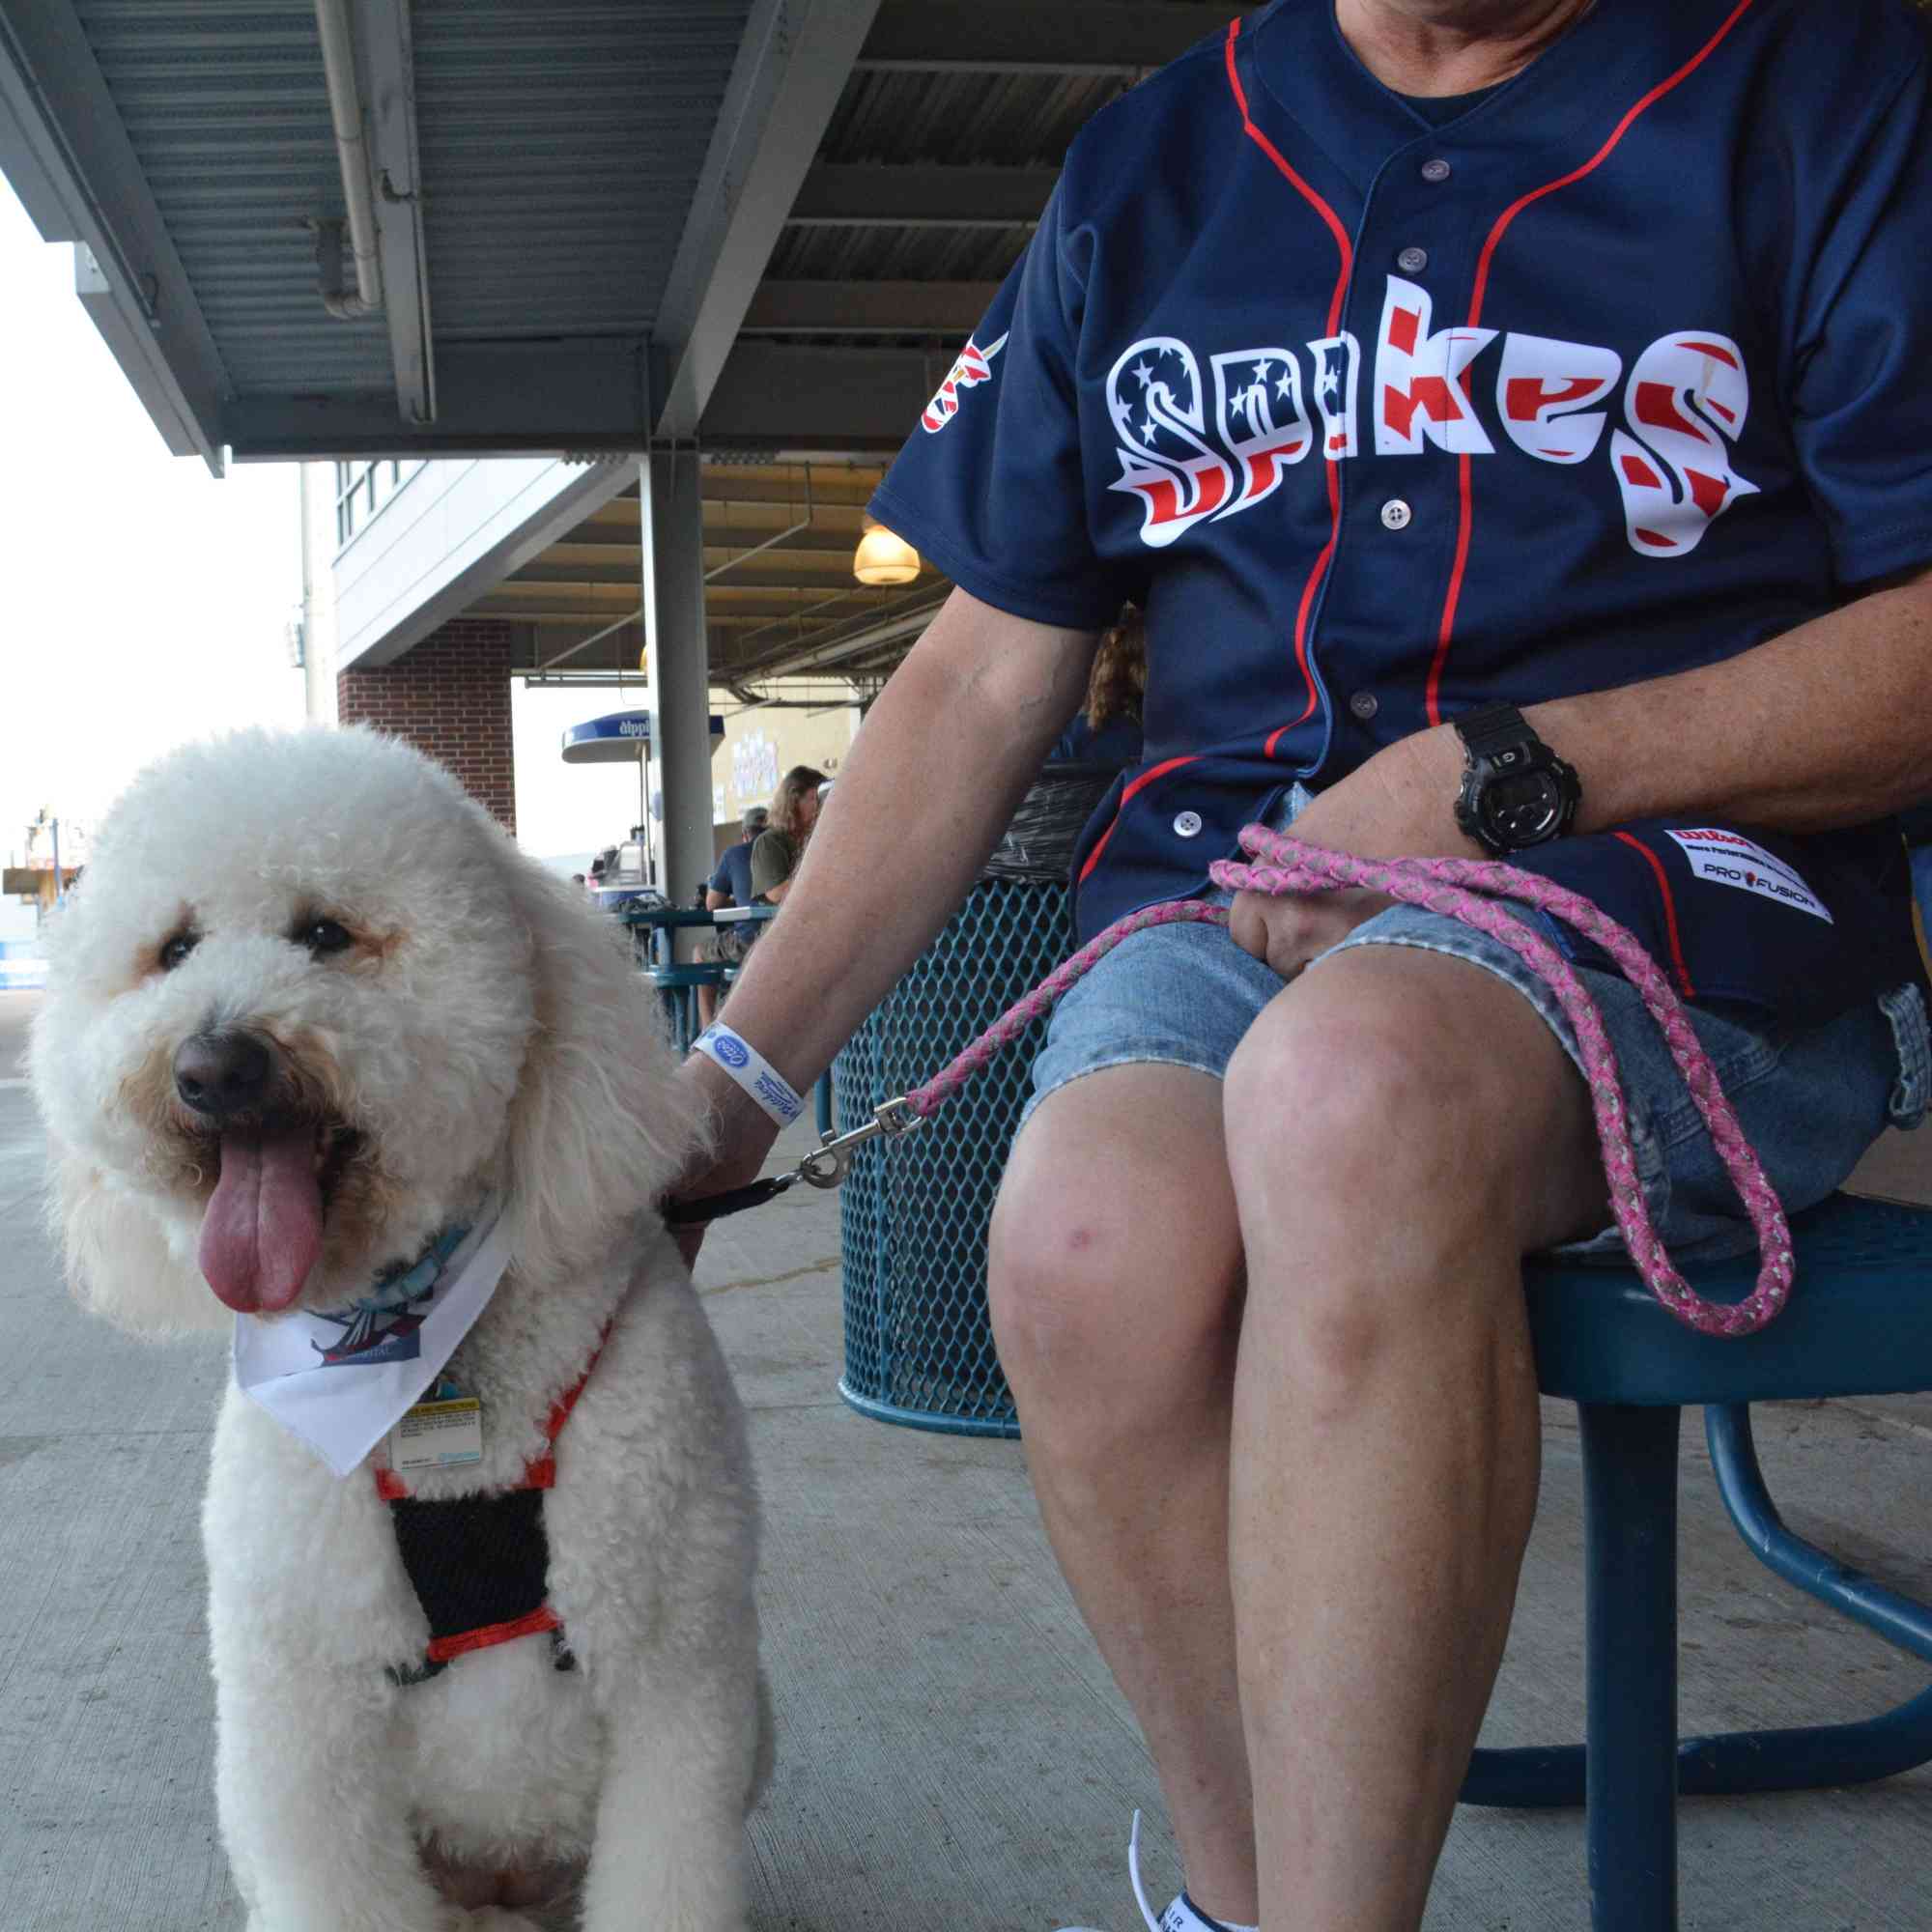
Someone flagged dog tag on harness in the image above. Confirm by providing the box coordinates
[389,1396,484,1473]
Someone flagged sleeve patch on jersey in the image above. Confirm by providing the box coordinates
[1664,829,1833,923]
[921,333,1009,433]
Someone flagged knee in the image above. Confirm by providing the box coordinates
[1224,984,1480,1198]
[1222,983,1523,1399]
[986,1109,1241,1414]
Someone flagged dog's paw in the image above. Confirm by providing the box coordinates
[458,1911,544,1932]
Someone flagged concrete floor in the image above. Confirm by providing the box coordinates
[4,984,1931,1930]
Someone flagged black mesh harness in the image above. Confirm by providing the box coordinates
[376,1339,606,1687]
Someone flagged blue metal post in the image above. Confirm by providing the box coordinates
[1579,1401,1680,1931]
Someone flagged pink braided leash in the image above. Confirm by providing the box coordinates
[904,826,1793,1338]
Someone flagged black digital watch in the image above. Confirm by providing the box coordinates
[1451,703,1580,856]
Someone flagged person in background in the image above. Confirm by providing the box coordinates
[696,805,771,1027]
[1050,604,1146,768]
[749,766,826,907]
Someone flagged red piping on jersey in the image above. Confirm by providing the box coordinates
[1078,754,1205,885]
[1426,0,1763,724]
[1226,15,1352,757]
[1612,832,1696,999]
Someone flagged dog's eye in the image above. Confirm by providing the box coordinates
[157,932,198,972]
[297,919,355,956]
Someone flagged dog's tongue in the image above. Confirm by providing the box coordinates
[198,1127,324,1314]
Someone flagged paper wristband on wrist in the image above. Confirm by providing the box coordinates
[692,1023,805,1127]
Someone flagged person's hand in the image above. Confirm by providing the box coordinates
[1226,724,1482,980]
[665,1054,784,1266]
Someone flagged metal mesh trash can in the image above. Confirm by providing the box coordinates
[834,874,1076,1435]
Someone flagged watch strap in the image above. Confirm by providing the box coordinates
[1453,702,1535,763]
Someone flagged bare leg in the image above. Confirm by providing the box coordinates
[1222,947,1607,1931]
[988,1065,1260,1927]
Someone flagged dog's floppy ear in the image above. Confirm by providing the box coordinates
[495,848,706,1282]
[44,1140,231,1337]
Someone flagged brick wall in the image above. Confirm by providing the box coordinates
[337,618,517,832]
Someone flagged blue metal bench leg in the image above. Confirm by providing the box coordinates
[1582,1401,1681,1931]
[1462,1403,1681,1930]
[1682,1402,1932,1792]
[1463,1398,1932,1915]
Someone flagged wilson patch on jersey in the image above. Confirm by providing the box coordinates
[1665,829,1832,923]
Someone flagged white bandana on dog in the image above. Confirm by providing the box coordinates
[233,1199,512,1478]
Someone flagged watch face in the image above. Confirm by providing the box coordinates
[1482,769,1564,846]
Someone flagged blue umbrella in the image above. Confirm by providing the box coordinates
[562,711,725,902]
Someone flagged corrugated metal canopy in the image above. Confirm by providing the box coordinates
[0,0,1256,682]
[411,0,744,343]
[0,0,1253,472]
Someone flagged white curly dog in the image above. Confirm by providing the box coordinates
[29,726,768,1932]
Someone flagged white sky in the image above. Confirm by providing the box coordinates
[0,175,667,885]
[0,178,306,869]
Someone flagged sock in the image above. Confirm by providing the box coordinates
[1175,1892,1259,1932]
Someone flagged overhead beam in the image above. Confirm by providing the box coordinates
[571,471,885,520]
[517,549,865,588]
[789,161,1057,229]
[699,343,937,453]
[741,279,998,335]
[651,0,885,441]
[0,0,230,471]
[485,581,903,622]
[355,0,437,426]
[727,591,947,680]
[541,525,867,559]
[857,0,1254,73]
[222,339,650,459]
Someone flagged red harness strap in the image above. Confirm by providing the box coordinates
[374,1333,609,1503]
[375,1330,612,1673]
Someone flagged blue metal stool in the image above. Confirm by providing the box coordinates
[649,961,726,1054]
[1461,1189,1932,1929]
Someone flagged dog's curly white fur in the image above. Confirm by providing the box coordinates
[29,726,767,1932]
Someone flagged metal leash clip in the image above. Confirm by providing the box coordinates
[795,1096,924,1190]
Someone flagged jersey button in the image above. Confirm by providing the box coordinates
[1349,691,1379,721]
[1172,810,1204,839]
[1420,157,1452,184]
[1396,244,1429,273]
[1380,498,1412,530]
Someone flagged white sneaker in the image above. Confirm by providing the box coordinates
[1056,1813,1259,1932]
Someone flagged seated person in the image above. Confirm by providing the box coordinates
[1049,604,1145,768]
[696,805,769,1027]
[749,766,827,906]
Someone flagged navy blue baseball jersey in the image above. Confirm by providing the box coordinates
[871,0,1932,1023]
[709,838,756,906]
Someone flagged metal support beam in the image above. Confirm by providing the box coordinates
[857,0,1254,72]
[728,590,946,682]
[640,448,723,931]
[789,162,1057,229]
[355,0,437,425]
[652,0,885,441]
[741,279,999,335]
[0,0,231,471]
[221,339,650,458]
[700,343,937,453]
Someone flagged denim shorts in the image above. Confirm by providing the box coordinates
[1026,789,1931,1263]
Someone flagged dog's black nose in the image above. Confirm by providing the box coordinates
[173,1032,274,1121]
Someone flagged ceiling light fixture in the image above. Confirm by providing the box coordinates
[853,518,921,587]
